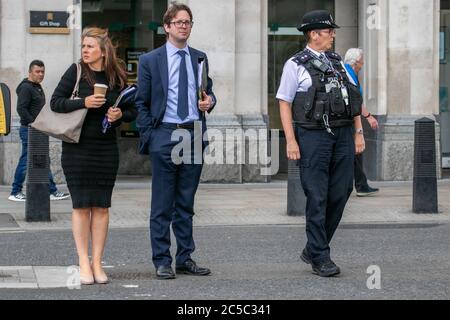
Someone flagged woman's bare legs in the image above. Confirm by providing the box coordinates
[72,208,93,283]
[91,207,110,282]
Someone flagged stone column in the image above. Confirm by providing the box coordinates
[0,0,28,185]
[184,0,269,182]
[334,0,358,57]
[236,0,268,182]
[0,0,3,183]
[0,0,78,184]
[361,0,441,181]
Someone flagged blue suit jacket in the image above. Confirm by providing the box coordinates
[135,43,216,155]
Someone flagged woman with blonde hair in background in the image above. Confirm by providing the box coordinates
[51,27,137,285]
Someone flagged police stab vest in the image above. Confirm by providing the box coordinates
[291,49,362,129]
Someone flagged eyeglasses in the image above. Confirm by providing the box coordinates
[170,20,194,28]
[316,29,336,35]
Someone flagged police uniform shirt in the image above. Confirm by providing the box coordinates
[276,46,346,103]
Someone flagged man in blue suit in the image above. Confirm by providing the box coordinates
[135,2,216,280]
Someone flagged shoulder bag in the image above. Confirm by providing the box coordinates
[31,63,87,143]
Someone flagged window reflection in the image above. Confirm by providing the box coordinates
[268,0,334,130]
[82,0,167,137]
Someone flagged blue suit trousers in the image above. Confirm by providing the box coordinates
[149,125,203,268]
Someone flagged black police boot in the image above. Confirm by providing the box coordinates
[311,260,341,277]
[300,247,312,265]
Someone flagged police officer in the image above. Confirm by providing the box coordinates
[277,10,365,277]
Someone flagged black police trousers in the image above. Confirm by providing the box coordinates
[354,153,368,191]
[296,125,355,264]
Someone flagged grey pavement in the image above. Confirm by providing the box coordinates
[1,224,450,299]
[1,176,450,231]
[1,177,450,298]
[0,266,72,289]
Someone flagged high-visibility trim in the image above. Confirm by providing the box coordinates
[0,86,7,134]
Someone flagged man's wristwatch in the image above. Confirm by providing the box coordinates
[355,128,363,134]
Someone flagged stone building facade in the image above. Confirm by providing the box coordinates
[0,0,445,184]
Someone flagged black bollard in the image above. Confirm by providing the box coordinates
[287,159,306,216]
[25,126,50,221]
[413,117,438,213]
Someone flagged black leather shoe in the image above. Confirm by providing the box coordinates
[156,265,176,280]
[176,259,211,276]
[300,248,312,265]
[311,260,341,277]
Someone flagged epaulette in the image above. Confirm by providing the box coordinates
[325,51,342,61]
[292,50,313,66]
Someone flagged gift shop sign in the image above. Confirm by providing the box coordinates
[29,11,70,34]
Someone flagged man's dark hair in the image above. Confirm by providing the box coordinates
[29,60,44,72]
[163,2,193,27]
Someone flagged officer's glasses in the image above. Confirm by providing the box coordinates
[170,20,194,28]
[316,29,336,35]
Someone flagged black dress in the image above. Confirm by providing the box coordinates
[50,63,137,208]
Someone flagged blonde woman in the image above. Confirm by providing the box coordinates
[51,27,136,284]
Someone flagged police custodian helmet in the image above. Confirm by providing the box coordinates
[297,10,340,32]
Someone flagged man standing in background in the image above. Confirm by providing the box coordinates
[343,48,380,197]
[8,60,69,202]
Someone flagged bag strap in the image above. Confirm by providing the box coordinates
[71,63,82,99]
